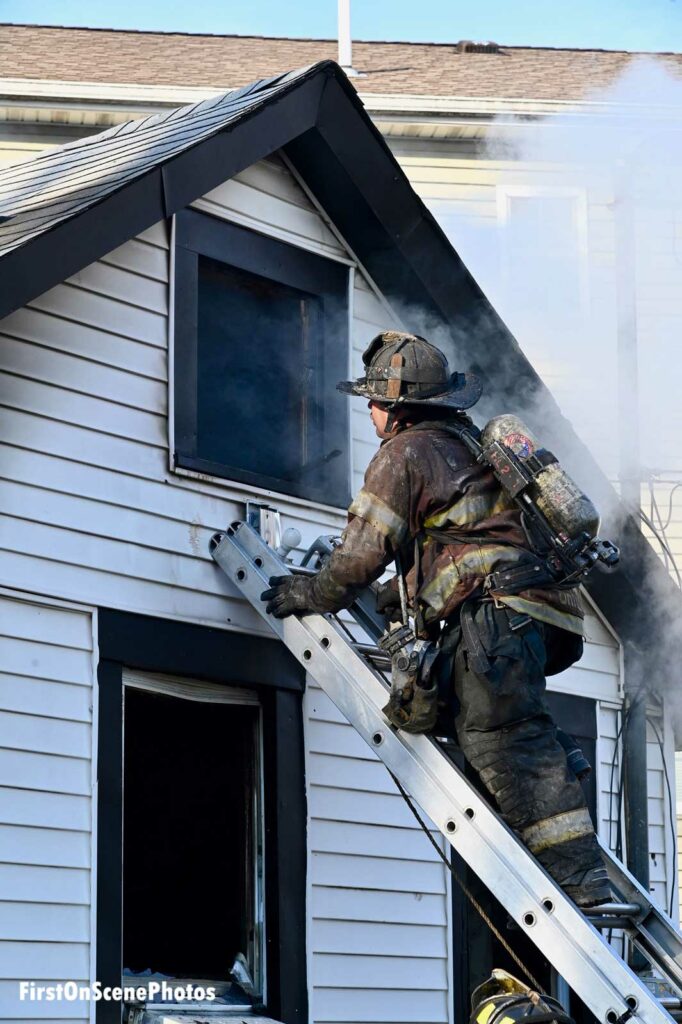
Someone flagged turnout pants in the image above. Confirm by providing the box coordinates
[443,600,609,905]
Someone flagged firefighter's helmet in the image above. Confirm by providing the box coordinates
[337,331,482,410]
[470,970,573,1024]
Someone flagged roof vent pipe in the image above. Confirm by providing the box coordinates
[455,40,502,53]
[338,0,359,76]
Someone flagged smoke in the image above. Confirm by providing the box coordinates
[389,58,682,726]
[399,58,682,545]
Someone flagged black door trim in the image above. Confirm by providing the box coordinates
[95,609,308,1024]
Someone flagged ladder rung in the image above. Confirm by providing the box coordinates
[584,902,642,917]
[353,642,390,665]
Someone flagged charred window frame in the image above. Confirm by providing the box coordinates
[173,209,351,508]
[121,673,266,1010]
[95,610,307,1024]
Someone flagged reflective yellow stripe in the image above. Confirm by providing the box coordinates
[425,491,512,530]
[476,1008,516,1024]
[476,1004,496,1024]
[495,595,584,636]
[521,807,594,853]
[419,544,514,612]
[348,488,407,545]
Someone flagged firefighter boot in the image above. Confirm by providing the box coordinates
[531,830,612,907]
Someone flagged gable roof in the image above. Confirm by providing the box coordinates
[2,23,682,103]
[0,65,311,260]
[0,56,677,675]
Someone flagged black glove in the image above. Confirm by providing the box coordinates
[261,575,318,618]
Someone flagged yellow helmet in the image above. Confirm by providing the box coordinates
[471,970,572,1024]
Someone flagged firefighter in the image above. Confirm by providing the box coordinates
[261,331,611,907]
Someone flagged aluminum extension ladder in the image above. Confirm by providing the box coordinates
[211,520,682,1024]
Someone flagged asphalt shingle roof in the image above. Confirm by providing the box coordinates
[0,64,313,258]
[2,23,682,101]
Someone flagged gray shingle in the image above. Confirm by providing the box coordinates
[0,63,314,258]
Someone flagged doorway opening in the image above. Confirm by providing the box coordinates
[122,674,264,1006]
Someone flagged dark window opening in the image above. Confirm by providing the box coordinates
[123,686,263,1006]
[174,209,351,507]
[197,256,323,483]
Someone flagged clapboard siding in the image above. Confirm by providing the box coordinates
[0,593,95,1024]
[305,679,452,1024]
[597,705,622,852]
[0,788,91,831]
[0,141,51,167]
[193,156,351,264]
[0,941,90,979]
[350,274,400,493]
[0,156,390,633]
[0,306,166,378]
[30,282,167,347]
[646,712,676,913]
[597,700,675,915]
[0,334,164,409]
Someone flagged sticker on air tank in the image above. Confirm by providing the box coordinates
[503,432,534,458]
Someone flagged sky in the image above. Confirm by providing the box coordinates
[0,0,681,52]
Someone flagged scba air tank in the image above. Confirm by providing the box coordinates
[480,414,600,543]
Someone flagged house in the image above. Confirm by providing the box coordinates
[0,51,680,1024]
[3,24,682,579]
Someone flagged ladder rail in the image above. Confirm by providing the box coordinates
[211,523,677,1024]
[344,573,682,987]
[600,843,682,991]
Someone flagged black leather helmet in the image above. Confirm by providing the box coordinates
[337,331,481,410]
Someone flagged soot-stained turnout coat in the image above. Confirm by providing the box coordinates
[307,418,611,902]
[312,420,584,633]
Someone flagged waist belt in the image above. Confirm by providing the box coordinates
[485,561,558,595]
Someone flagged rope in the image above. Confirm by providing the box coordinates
[388,769,543,993]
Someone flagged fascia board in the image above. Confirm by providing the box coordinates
[6,77,682,124]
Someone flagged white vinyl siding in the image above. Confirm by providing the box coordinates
[305,678,452,1024]
[597,700,676,916]
[646,708,677,916]
[0,153,427,1024]
[0,591,96,1023]
[0,157,382,633]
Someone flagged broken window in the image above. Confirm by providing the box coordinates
[173,208,350,507]
[122,675,264,1007]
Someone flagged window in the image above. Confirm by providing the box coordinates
[174,210,351,507]
[122,675,264,1008]
[497,187,588,320]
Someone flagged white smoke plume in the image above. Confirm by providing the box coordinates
[403,58,682,562]
[389,58,682,733]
